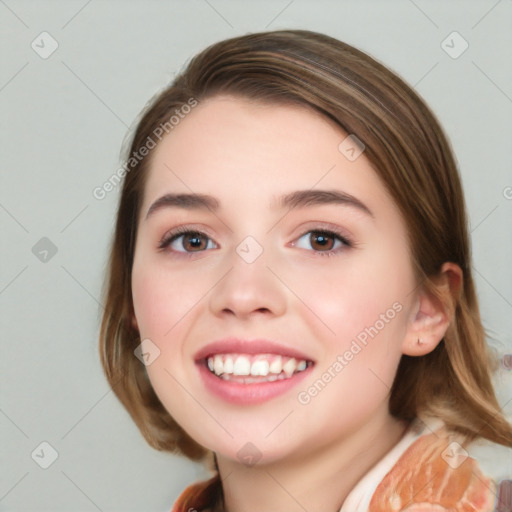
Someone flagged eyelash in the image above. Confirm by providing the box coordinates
[157,225,353,258]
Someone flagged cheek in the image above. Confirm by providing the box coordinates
[295,276,408,434]
[131,259,206,340]
[287,245,412,409]
[288,250,411,344]
[131,260,206,428]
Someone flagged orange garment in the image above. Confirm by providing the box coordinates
[170,418,511,512]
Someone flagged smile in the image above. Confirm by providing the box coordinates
[206,353,312,383]
[194,338,316,404]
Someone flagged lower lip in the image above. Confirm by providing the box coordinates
[196,361,314,405]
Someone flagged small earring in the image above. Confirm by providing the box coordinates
[417,338,424,346]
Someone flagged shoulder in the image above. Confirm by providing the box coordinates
[341,416,511,511]
[368,419,510,512]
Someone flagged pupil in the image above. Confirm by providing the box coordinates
[313,233,331,249]
[188,234,203,249]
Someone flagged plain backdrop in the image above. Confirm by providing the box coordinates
[1,0,511,510]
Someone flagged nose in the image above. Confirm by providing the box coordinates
[208,241,287,321]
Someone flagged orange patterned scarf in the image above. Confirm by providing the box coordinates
[171,427,504,511]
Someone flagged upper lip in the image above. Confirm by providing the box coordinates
[194,338,315,363]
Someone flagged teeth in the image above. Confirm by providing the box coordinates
[269,356,282,374]
[213,355,223,376]
[205,353,310,380]
[282,358,297,377]
[251,359,270,376]
[224,356,234,374]
[233,356,251,376]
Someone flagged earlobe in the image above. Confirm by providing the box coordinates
[402,262,462,357]
[402,317,446,357]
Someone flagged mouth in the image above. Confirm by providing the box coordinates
[194,338,316,404]
[202,353,314,384]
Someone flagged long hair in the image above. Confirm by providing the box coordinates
[99,30,512,462]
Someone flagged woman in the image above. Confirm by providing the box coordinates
[99,30,512,511]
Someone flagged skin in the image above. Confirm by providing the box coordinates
[131,95,461,512]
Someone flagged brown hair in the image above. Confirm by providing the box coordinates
[99,29,512,462]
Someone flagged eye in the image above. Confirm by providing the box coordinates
[158,226,353,258]
[158,227,217,254]
[293,229,352,257]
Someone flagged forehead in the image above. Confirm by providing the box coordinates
[141,95,395,219]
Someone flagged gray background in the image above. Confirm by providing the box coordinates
[1,0,511,510]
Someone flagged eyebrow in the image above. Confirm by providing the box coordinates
[145,189,374,220]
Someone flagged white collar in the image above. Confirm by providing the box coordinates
[339,416,444,512]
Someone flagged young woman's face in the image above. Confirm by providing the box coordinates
[131,95,418,464]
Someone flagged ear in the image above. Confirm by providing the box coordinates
[402,262,462,356]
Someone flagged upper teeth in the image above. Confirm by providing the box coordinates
[207,354,309,378]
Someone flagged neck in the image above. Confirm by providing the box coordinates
[215,411,409,512]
